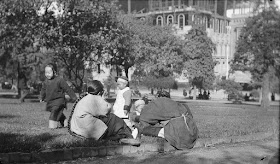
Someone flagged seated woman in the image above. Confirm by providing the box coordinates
[68,80,140,146]
[134,90,199,150]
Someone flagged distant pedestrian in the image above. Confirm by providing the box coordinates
[39,63,77,129]
[183,89,188,97]
[18,67,30,103]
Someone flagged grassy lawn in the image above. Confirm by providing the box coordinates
[0,98,279,153]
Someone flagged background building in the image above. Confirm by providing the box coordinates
[115,0,279,83]
[118,0,231,80]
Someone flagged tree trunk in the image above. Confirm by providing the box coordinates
[116,65,119,77]
[261,72,270,109]
[193,85,197,100]
[258,87,262,104]
[17,61,20,98]
[124,67,129,78]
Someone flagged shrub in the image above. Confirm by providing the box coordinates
[216,79,243,101]
[142,76,175,90]
[250,89,260,98]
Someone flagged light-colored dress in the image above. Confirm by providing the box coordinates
[112,87,130,118]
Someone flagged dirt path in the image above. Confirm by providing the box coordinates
[54,139,279,164]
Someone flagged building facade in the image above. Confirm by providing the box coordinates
[116,0,277,81]
[93,0,279,84]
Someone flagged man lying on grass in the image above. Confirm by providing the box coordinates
[68,80,140,146]
[132,90,199,150]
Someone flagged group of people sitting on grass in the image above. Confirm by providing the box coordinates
[39,63,198,150]
[67,78,199,149]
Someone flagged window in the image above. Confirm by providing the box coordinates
[225,21,229,33]
[203,16,207,28]
[197,16,200,25]
[209,18,213,28]
[156,16,163,26]
[185,14,189,25]
[167,15,174,25]
[178,14,185,29]
[152,0,160,9]
[220,20,223,33]
[215,19,219,32]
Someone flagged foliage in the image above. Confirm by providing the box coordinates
[124,16,184,89]
[271,79,279,94]
[0,0,125,92]
[250,89,260,98]
[103,74,116,97]
[231,5,280,107]
[142,75,176,90]
[182,27,216,90]
[104,14,136,78]
[40,0,120,92]
[0,0,48,83]
[172,81,178,90]
[177,82,190,89]
[216,79,243,95]
[130,66,145,85]
[128,17,183,77]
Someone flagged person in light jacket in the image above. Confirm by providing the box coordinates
[68,80,140,146]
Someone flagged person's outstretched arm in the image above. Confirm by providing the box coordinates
[59,79,77,102]
[39,82,46,102]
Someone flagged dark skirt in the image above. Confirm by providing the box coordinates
[99,113,133,141]
[47,104,66,121]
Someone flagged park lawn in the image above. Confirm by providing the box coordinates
[0,98,279,153]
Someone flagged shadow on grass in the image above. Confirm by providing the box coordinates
[224,102,261,106]
[0,114,20,119]
[90,143,279,164]
[0,130,120,154]
[0,132,59,153]
[175,100,192,104]
[28,99,40,103]
[225,102,280,109]
[67,145,278,164]
[0,95,18,99]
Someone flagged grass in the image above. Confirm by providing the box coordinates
[0,97,279,153]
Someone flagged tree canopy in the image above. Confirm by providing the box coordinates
[40,0,120,91]
[0,0,122,92]
[1,0,217,96]
[182,27,216,99]
[231,5,280,108]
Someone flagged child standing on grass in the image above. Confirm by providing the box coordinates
[39,63,77,129]
[112,76,133,129]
